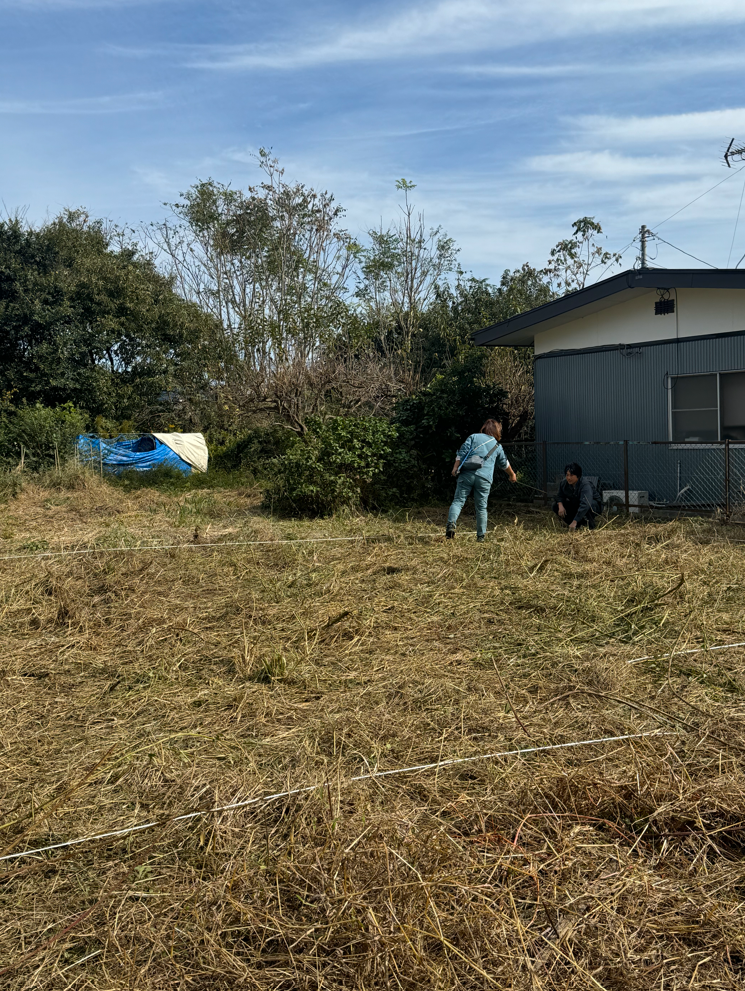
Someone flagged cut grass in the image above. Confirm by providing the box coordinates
[1,471,745,989]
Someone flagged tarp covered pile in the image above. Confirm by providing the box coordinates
[76,433,208,475]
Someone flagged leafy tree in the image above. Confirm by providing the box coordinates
[542,217,622,295]
[409,265,551,440]
[421,264,553,372]
[0,210,218,422]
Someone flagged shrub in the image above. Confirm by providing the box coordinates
[211,426,297,476]
[267,416,397,515]
[0,401,88,469]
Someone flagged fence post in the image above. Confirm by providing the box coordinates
[725,438,730,522]
[623,441,629,514]
[541,441,548,506]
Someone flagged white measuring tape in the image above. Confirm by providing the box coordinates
[0,533,440,563]
[0,731,668,864]
[628,640,745,664]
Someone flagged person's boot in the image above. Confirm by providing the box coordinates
[476,534,485,543]
[446,522,456,539]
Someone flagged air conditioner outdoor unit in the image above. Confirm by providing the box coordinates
[603,490,649,515]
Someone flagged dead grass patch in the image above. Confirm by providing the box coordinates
[1,475,745,988]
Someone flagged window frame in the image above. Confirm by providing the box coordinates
[668,370,745,444]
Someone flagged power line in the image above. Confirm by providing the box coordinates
[595,238,638,283]
[652,235,717,269]
[592,164,745,286]
[0,731,668,865]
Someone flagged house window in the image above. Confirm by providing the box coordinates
[670,371,745,441]
[722,371,745,440]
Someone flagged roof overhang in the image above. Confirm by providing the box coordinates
[473,268,745,347]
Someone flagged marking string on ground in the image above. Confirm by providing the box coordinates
[0,533,440,563]
[628,641,745,664]
[0,731,668,865]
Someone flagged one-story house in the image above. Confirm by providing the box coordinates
[474,268,745,511]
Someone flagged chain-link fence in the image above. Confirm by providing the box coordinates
[492,441,745,518]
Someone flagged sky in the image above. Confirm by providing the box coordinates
[3,0,745,279]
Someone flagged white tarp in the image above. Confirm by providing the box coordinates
[152,433,209,473]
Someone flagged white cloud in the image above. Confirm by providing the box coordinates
[461,50,745,80]
[574,108,745,147]
[184,0,745,71]
[0,92,165,114]
[528,151,713,179]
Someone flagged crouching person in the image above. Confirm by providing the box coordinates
[553,462,599,530]
[446,419,517,543]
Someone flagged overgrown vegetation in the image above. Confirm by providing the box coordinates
[0,157,622,508]
[1,475,744,988]
[0,399,87,469]
[267,415,399,514]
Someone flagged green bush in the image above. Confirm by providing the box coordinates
[211,426,297,476]
[0,401,88,469]
[267,416,398,515]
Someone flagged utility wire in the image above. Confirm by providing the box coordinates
[653,163,745,229]
[727,173,745,266]
[651,235,717,269]
[594,238,638,283]
[0,731,668,865]
[594,163,745,284]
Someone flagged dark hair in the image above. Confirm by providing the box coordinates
[481,419,502,441]
[564,462,582,478]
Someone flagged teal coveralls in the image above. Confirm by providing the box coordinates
[447,433,509,538]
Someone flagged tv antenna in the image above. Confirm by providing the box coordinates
[724,138,745,168]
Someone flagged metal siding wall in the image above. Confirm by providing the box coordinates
[535,333,745,441]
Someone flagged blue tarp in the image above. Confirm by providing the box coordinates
[76,434,194,475]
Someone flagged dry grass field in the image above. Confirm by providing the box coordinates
[1,468,745,990]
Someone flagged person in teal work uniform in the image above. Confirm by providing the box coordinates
[446,419,517,542]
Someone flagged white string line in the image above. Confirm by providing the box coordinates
[628,640,745,665]
[0,534,438,563]
[0,731,666,865]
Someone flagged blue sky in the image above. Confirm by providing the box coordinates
[3,0,745,279]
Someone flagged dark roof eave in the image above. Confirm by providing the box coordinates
[473,268,745,347]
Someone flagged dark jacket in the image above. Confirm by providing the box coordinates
[556,477,598,524]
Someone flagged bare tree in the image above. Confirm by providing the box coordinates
[148,151,359,431]
[356,180,458,381]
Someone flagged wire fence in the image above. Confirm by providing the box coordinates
[492,441,745,518]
